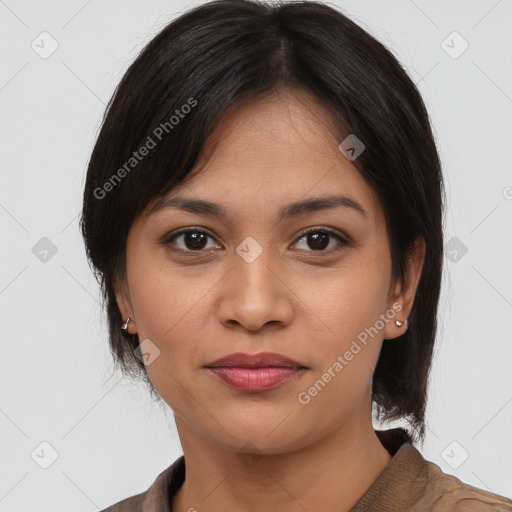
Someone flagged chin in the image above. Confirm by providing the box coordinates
[210,419,315,456]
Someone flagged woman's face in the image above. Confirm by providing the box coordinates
[116,90,423,454]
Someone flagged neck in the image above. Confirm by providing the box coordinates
[172,417,393,512]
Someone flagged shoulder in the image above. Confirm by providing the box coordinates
[99,491,146,512]
[418,456,512,511]
[98,455,185,512]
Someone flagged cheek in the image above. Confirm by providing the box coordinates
[307,255,390,332]
[126,254,215,384]
[299,256,390,378]
[297,275,387,412]
[126,246,199,337]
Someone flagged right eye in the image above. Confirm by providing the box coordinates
[162,228,223,254]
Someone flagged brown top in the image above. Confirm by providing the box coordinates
[100,428,512,511]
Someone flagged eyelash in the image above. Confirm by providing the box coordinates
[161,226,351,257]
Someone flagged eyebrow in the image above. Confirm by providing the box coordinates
[148,193,368,221]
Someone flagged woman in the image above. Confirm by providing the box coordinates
[80,0,512,510]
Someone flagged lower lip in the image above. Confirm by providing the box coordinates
[207,367,303,392]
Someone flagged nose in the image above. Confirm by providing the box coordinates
[217,246,294,333]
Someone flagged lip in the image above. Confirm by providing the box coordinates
[204,352,306,392]
[205,351,304,368]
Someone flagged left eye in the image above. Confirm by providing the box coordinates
[163,227,348,254]
[292,227,348,252]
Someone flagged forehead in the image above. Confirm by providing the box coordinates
[145,91,384,230]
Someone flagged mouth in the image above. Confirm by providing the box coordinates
[204,352,307,392]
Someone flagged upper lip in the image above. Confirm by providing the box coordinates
[205,352,304,369]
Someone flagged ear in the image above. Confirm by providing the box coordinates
[114,275,137,335]
[383,235,425,340]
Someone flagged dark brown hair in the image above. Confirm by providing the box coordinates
[80,0,445,442]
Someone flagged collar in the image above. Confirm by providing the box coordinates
[350,428,429,511]
[140,427,424,511]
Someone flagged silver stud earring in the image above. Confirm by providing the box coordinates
[395,319,408,327]
[121,317,135,333]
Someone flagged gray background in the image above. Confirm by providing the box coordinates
[0,0,511,510]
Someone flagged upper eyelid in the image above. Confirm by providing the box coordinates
[298,226,349,242]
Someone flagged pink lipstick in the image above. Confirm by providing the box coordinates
[205,352,305,392]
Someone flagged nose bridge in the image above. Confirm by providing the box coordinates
[217,235,293,331]
[236,240,275,296]
[235,236,280,305]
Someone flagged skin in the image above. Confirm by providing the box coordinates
[116,89,425,512]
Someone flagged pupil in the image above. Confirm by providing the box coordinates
[308,232,329,250]
[185,232,207,250]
